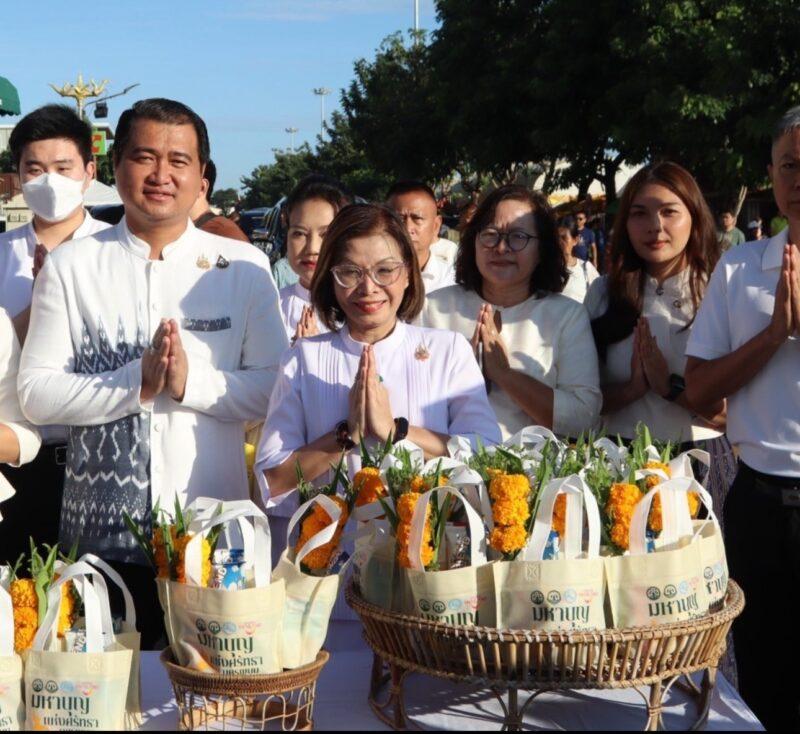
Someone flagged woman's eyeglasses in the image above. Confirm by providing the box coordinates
[331,261,408,288]
[477,228,539,252]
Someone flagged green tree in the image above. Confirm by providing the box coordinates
[0,148,13,173]
[240,144,315,208]
[95,150,115,186]
[211,187,239,213]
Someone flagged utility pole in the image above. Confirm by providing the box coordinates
[285,127,298,152]
[414,0,419,32]
[312,87,332,136]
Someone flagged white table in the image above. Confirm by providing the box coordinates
[139,622,762,731]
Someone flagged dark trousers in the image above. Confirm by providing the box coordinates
[0,444,65,565]
[724,462,800,731]
[107,561,167,651]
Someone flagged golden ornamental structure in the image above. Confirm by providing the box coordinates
[49,73,109,117]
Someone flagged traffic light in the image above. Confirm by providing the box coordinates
[94,101,108,119]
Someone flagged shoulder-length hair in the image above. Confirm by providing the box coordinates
[310,203,425,331]
[591,161,721,361]
[456,184,566,296]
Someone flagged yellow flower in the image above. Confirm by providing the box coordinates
[394,492,434,568]
[354,467,385,507]
[644,460,672,489]
[492,496,530,526]
[312,495,349,528]
[10,578,37,609]
[606,483,643,551]
[397,491,427,524]
[489,473,530,502]
[489,524,528,554]
[610,519,632,550]
[13,605,38,653]
[552,493,567,537]
[648,490,701,532]
[153,525,178,580]
[57,581,77,638]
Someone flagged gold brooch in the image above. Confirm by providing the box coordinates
[414,344,430,361]
[196,254,211,270]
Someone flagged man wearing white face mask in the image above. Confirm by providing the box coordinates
[0,105,109,564]
[0,105,110,322]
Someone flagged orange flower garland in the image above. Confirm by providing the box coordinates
[395,492,435,568]
[605,482,643,551]
[488,473,530,556]
[354,467,385,507]
[295,496,350,571]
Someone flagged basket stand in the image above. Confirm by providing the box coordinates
[348,581,743,732]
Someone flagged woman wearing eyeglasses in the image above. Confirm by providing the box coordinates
[256,203,501,525]
[422,185,601,439]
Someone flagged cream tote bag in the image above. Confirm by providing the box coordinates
[162,500,286,675]
[77,554,142,728]
[405,487,493,626]
[25,563,133,731]
[0,585,23,731]
[605,477,710,628]
[272,494,342,669]
[490,475,606,631]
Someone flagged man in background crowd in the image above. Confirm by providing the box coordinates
[190,158,249,242]
[718,208,746,249]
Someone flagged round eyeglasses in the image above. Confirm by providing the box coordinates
[331,261,408,289]
[477,228,539,252]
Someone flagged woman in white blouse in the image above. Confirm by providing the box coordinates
[423,185,601,440]
[558,215,600,303]
[585,161,734,510]
[258,203,501,526]
[0,309,41,558]
[278,174,353,341]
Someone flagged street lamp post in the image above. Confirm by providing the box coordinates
[285,127,298,152]
[312,87,332,135]
[414,0,419,32]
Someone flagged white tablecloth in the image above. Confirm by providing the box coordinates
[139,621,763,731]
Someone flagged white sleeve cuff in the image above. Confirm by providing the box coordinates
[4,420,41,467]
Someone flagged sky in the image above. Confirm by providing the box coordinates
[1,0,439,191]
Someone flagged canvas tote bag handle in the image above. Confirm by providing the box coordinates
[186,500,272,587]
[629,476,697,556]
[407,486,486,572]
[525,473,601,561]
[78,553,137,629]
[285,494,342,569]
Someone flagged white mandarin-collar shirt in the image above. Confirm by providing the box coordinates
[430,236,459,268]
[562,259,600,303]
[585,272,721,444]
[256,320,501,515]
[0,308,41,468]
[422,285,601,440]
[421,250,457,294]
[278,282,329,338]
[0,211,110,318]
[686,230,800,477]
[17,218,288,561]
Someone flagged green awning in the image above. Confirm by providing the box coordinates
[0,77,20,116]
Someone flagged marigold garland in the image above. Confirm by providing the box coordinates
[605,482,643,551]
[354,467,385,507]
[173,534,212,586]
[488,473,531,556]
[551,494,567,538]
[395,492,435,568]
[295,496,350,571]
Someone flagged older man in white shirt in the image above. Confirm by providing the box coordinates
[18,98,288,647]
[0,104,109,563]
[387,180,456,294]
[685,107,800,731]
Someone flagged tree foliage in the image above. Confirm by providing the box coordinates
[211,187,239,213]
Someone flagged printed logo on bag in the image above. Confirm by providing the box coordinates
[0,684,12,730]
[704,562,727,596]
[419,596,485,625]
[194,616,265,675]
[647,577,702,619]
[29,679,103,729]
[528,587,592,626]
[524,565,541,582]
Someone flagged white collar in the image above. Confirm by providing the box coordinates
[23,209,97,252]
[762,227,789,271]
[644,266,691,295]
[292,281,311,302]
[117,216,196,261]
[338,320,407,358]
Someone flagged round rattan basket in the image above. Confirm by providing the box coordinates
[346,580,744,731]
[160,649,330,731]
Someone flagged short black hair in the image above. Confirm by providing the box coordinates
[284,173,353,222]
[113,98,210,168]
[204,159,217,202]
[558,215,579,239]
[386,179,437,205]
[9,104,93,170]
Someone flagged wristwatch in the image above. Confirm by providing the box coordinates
[392,417,409,444]
[334,420,356,450]
[665,373,686,403]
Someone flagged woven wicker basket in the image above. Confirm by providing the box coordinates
[346,580,744,730]
[160,649,329,731]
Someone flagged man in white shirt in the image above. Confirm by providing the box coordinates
[0,309,41,547]
[685,106,800,731]
[387,181,456,294]
[19,98,288,647]
[0,105,109,564]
